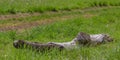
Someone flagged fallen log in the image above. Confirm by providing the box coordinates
[13,40,64,52]
[13,32,113,51]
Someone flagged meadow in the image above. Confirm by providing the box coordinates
[0,0,120,60]
[0,0,120,14]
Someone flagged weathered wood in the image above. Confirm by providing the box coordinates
[13,40,64,52]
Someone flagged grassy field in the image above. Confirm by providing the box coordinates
[0,0,120,14]
[0,0,120,60]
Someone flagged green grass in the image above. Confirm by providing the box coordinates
[0,7,120,60]
[0,0,120,14]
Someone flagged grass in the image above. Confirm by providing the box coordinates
[0,0,120,14]
[0,7,120,60]
[0,0,120,60]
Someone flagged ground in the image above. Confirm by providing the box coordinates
[0,0,120,60]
